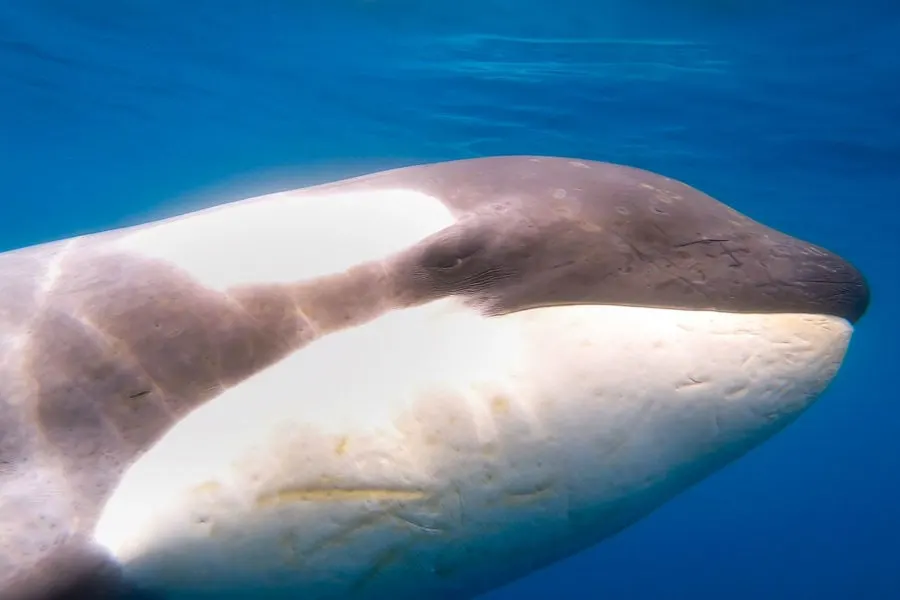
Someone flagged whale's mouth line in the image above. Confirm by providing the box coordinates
[482,299,856,324]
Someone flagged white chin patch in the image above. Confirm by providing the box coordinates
[93,302,853,599]
[114,187,456,291]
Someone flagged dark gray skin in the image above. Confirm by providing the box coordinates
[0,156,869,600]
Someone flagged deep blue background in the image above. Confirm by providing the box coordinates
[1,1,898,598]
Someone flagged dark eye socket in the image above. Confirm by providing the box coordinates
[421,232,484,272]
[429,254,465,270]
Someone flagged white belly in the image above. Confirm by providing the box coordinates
[93,300,852,599]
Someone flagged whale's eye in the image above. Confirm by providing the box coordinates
[421,230,483,273]
[431,255,464,270]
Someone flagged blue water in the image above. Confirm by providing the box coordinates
[1,1,897,598]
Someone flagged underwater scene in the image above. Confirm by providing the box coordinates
[0,1,897,599]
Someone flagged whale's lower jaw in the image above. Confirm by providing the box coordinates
[94,301,853,599]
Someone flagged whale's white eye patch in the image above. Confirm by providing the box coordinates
[115,188,457,293]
